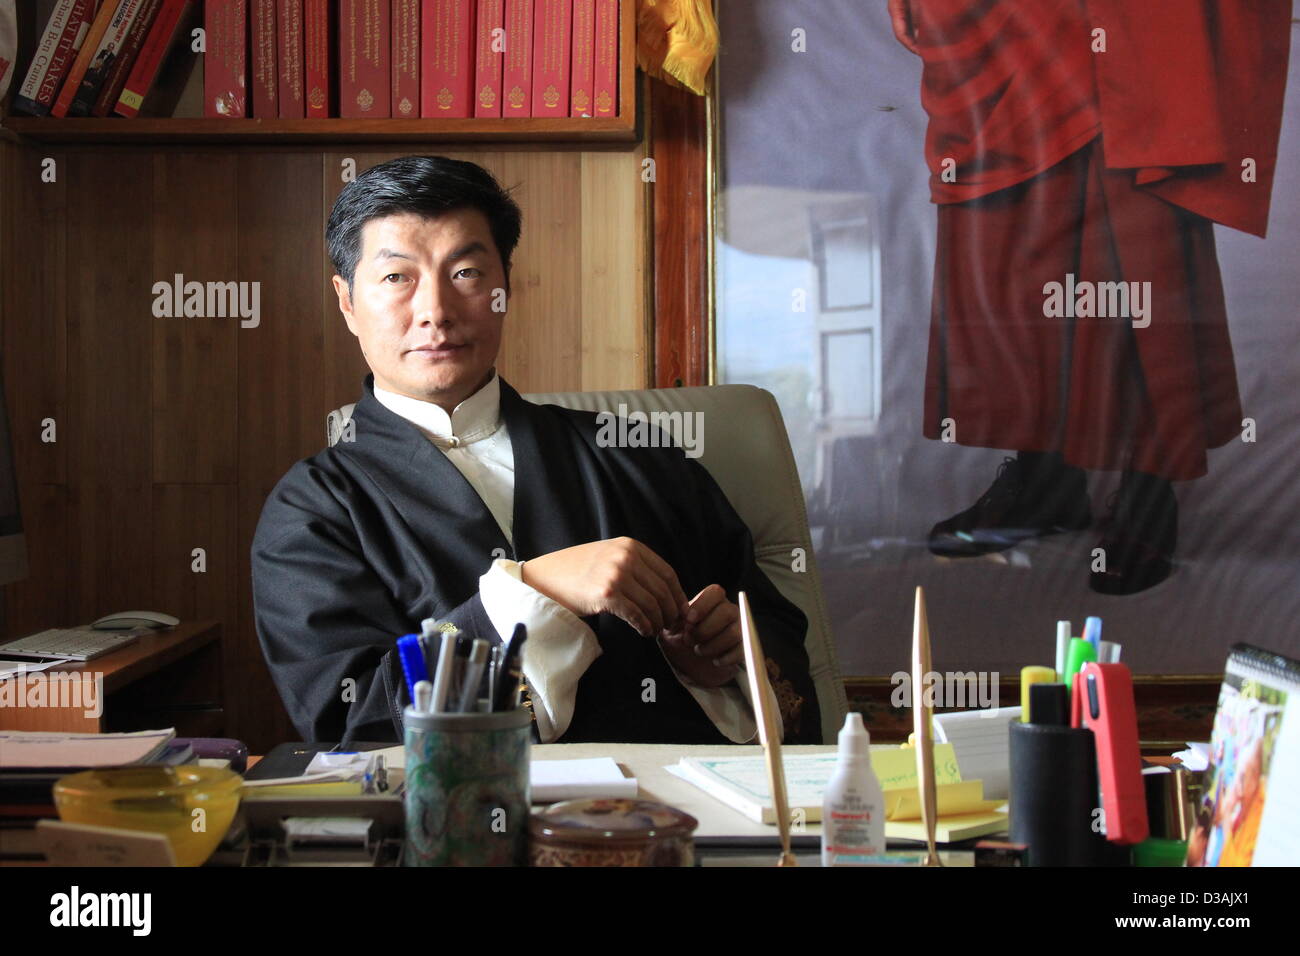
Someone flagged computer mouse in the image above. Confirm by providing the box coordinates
[91,611,180,630]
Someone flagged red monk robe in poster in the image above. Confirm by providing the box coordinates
[891,0,1292,594]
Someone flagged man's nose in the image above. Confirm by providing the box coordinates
[412,275,456,326]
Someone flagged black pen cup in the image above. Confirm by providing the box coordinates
[1008,721,1128,866]
[402,706,532,867]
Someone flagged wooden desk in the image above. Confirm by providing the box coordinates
[0,621,223,734]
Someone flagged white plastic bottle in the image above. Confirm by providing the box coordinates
[821,712,886,866]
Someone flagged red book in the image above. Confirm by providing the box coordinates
[530,0,571,118]
[250,0,277,117]
[204,0,247,117]
[501,0,530,117]
[473,0,503,117]
[569,0,593,117]
[391,0,420,117]
[592,0,617,117]
[114,0,190,117]
[420,0,474,118]
[340,0,389,117]
[13,0,97,117]
[304,0,331,116]
[52,0,125,117]
[276,0,303,117]
[92,0,165,116]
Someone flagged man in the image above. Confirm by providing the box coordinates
[890,0,1290,593]
[252,156,820,745]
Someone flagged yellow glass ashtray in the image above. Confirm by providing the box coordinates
[53,766,243,867]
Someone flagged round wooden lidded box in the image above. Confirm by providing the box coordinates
[529,798,699,866]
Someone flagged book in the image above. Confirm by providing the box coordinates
[50,0,124,117]
[115,0,199,117]
[530,0,571,118]
[592,0,616,117]
[420,0,474,118]
[68,0,148,116]
[340,0,389,118]
[303,0,331,117]
[90,0,164,116]
[250,0,277,117]
[276,0,303,117]
[204,0,246,117]
[501,0,530,117]
[1188,644,1300,867]
[472,0,502,117]
[390,0,419,117]
[12,0,96,117]
[666,745,1007,841]
[569,0,592,117]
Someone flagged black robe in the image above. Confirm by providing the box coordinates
[251,374,821,745]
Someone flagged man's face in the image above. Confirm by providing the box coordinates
[333,208,507,410]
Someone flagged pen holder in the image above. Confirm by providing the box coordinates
[1008,722,1129,866]
[402,706,532,867]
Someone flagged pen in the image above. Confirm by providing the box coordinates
[492,624,528,712]
[1055,620,1072,680]
[414,679,433,714]
[457,639,491,713]
[430,630,458,713]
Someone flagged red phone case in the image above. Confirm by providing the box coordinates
[1072,662,1148,845]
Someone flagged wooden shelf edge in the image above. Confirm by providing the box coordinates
[0,115,639,146]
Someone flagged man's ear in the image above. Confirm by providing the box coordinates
[332,274,359,337]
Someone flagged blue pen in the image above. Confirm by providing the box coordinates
[397,633,430,697]
[1083,616,1102,653]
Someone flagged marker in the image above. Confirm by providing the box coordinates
[1019,666,1056,722]
[397,633,430,697]
[430,635,458,713]
[492,624,528,712]
[457,639,491,713]
[1055,621,1072,680]
[1098,640,1121,664]
[1064,637,1097,707]
[1083,616,1102,653]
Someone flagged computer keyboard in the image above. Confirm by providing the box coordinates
[0,627,142,661]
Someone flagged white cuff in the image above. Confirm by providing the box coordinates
[478,558,602,743]
[658,644,785,745]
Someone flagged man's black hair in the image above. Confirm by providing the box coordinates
[326,155,522,296]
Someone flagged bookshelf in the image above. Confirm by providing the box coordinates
[0,1,638,146]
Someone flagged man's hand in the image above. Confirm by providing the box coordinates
[520,537,688,637]
[888,0,921,55]
[658,584,744,688]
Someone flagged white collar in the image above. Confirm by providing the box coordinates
[373,371,502,448]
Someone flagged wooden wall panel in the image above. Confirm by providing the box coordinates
[151,153,240,485]
[66,155,156,624]
[493,152,585,391]
[580,146,651,390]
[235,152,329,749]
[4,146,68,487]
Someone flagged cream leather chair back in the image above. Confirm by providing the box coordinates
[327,385,849,743]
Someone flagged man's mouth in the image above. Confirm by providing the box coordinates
[408,343,467,357]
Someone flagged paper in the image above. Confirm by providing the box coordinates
[1173,741,1210,772]
[932,706,1021,800]
[531,757,638,802]
[882,780,1004,821]
[0,660,59,680]
[0,729,175,769]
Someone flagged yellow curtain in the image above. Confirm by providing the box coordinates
[636,0,719,96]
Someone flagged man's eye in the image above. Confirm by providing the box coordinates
[383,273,405,283]
[455,268,482,279]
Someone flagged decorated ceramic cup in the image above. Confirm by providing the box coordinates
[402,705,531,866]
